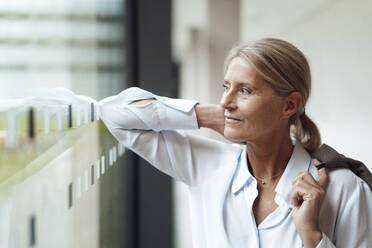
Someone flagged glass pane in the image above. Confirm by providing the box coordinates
[0,0,129,247]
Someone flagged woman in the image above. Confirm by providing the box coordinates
[99,38,371,247]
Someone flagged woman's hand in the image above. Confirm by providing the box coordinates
[291,158,328,248]
[194,104,225,135]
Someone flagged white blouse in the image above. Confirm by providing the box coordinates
[98,87,372,248]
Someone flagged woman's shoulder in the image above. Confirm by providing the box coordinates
[329,168,364,189]
[324,167,370,202]
[309,160,366,187]
[317,167,372,246]
[309,162,369,200]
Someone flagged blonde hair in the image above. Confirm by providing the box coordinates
[224,38,321,153]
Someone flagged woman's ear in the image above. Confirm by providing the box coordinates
[282,91,302,119]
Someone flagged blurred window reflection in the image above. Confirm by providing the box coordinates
[0,1,129,247]
[0,0,127,99]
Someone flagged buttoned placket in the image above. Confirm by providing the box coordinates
[240,176,295,248]
[233,144,300,248]
[232,147,261,247]
[243,180,261,247]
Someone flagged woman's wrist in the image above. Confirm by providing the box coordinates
[194,103,225,134]
[298,229,322,248]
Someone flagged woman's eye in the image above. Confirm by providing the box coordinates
[222,84,230,91]
[240,88,251,95]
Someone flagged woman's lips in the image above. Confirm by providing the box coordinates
[225,117,242,125]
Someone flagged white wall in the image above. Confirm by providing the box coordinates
[241,0,372,168]
[286,0,372,169]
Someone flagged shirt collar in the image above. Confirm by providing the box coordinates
[231,146,254,194]
[230,141,312,207]
[274,141,312,207]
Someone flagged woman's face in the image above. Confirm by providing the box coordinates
[220,56,288,143]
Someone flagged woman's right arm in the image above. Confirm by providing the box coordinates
[99,87,240,186]
[130,99,226,135]
[194,103,225,135]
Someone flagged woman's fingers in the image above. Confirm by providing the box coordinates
[312,158,326,169]
[292,171,317,187]
[291,160,327,243]
[291,171,326,207]
[312,158,322,166]
[317,167,328,189]
[312,158,329,189]
[291,179,322,207]
[292,160,328,189]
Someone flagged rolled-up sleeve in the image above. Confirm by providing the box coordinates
[99,87,199,131]
[98,87,240,186]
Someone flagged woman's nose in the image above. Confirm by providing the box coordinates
[220,91,237,110]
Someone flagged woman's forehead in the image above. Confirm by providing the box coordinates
[224,57,263,88]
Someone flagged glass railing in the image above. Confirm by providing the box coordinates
[0,0,130,247]
[0,93,129,247]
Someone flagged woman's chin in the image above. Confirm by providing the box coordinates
[223,130,247,143]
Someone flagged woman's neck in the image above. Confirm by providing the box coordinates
[246,130,294,180]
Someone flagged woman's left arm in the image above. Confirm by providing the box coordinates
[328,176,371,248]
[291,160,372,248]
[290,159,330,248]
